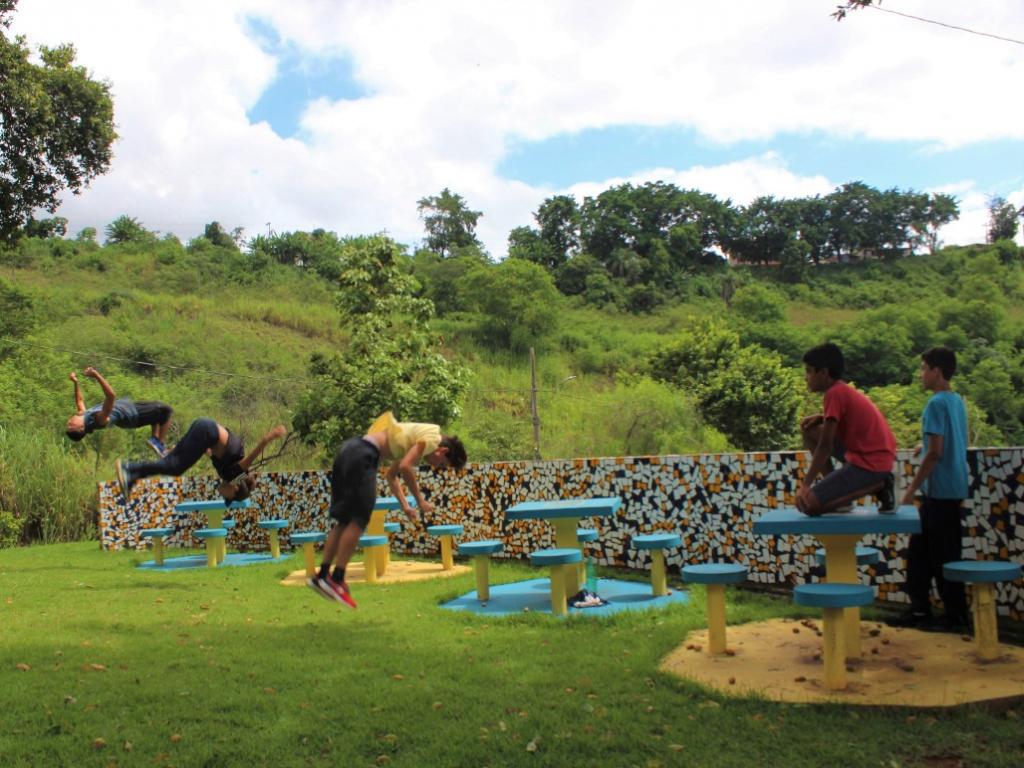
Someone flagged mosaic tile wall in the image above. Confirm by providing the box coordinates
[99,448,1024,619]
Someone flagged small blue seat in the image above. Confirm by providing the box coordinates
[257,519,288,530]
[193,527,227,539]
[426,524,464,537]
[793,583,875,609]
[292,531,326,545]
[943,560,1021,661]
[682,563,747,584]
[383,522,401,534]
[530,548,582,567]
[458,540,504,556]
[140,527,174,539]
[814,545,880,567]
[222,519,236,530]
[793,583,875,691]
[576,528,599,543]
[943,560,1021,583]
[632,533,681,550]
[358,534,388,548]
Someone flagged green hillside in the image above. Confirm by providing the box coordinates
[1,231,1022,544]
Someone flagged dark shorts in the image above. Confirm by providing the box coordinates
[133,401,173,427]
[812,462,890,507]
[329,438,380,528]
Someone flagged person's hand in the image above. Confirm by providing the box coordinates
[83,366,99,379]
[900,489,916,506]
[68,371,78,383]
[418,499,435,516]
[404,507,418,523]
[270,424,287,440]
[795,485,812,512]
[800,414,822,430]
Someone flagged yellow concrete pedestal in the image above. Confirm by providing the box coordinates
[473,556,491,601]
[301,543,317,578]
[204,540,218,568]
[268,530,281,560]
[820,534,862,660]
[554,519,582,596]
[549,563,569,616]
[706,584,727,655]
[972,583,1000,662]
[152,538,165,566]
[439,536,455,571]
[650,550,668,597]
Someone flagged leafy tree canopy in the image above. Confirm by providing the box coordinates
[293,235,468,452]
[417,188,483,258]
[0,1,116,241]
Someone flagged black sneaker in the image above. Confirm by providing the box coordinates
[887,608,933,629]
[877,473,895,512]
[306,577,336,602]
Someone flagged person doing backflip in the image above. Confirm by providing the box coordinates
[65,367,174,456]
[115,419,288,504]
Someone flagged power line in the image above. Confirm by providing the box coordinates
[0,336,580,397]
[865,3,1024,47]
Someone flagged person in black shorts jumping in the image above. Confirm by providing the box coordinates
[65,367,174,456]
[309,412,467,609]
[115,419,287,504]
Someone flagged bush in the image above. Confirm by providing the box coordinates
[0,509,23,548]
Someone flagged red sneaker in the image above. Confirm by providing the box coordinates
[326,579,357,609]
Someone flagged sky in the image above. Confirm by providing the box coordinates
[11,1,1024,256]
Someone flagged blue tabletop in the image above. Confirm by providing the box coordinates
[175,499,252,512]
[753,505,920,536]
[506,497,622,520]
[373,496,416,511]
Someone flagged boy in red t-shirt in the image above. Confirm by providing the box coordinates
[796,343,896,516]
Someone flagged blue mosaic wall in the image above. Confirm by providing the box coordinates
[98,448,1024,619]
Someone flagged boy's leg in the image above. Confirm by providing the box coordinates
[803,463,885,515]
[134,401,173,453]
[118,418,214,494]
[931,498,968,625]
[904,523,934,621]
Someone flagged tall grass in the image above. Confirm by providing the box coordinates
[0,424,96,543]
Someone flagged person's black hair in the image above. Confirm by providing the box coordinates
[66,429,86,442]
[922,346,956,380]
[802,343,844,380]
[440,435,467,470]
[221,473,255,505]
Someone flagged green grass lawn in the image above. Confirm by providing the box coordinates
[1,544,1021,768]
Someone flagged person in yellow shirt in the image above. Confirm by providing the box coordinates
[309,412,467,608]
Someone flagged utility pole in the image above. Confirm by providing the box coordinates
[530,347,541,461]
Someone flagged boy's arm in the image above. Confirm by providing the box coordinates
[238,424,287,471]
[799,418,838,492]
[384,441,433,520]
[69,372,85,413]
[900,434,944,505]
[83,367,116,426]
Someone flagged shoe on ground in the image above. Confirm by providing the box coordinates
[306,577,336,602]
[147,436,168,457]
[887,608,933,629]
[877,473,895,512]
[326,578,357,609]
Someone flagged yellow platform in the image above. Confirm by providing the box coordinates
[660,618,1024,708]
[280,558,470,587]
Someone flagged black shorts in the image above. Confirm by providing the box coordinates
[329,438,380,528]
[133,401,173,428]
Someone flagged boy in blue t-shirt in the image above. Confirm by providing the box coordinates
[896,347,970,631]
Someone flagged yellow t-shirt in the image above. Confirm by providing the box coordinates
[367,411,441,460]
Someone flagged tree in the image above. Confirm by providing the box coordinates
[292,235,467,452]
[0,1,116,241]
[23,216,67,238]
[416,188,482,257]
[987,196,1020,243]
[457,259,561,352]
[534,194,580,266]
[104,215,155,245]
[648,320,801,450]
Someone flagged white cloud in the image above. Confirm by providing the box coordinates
[9,1,1023,255]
